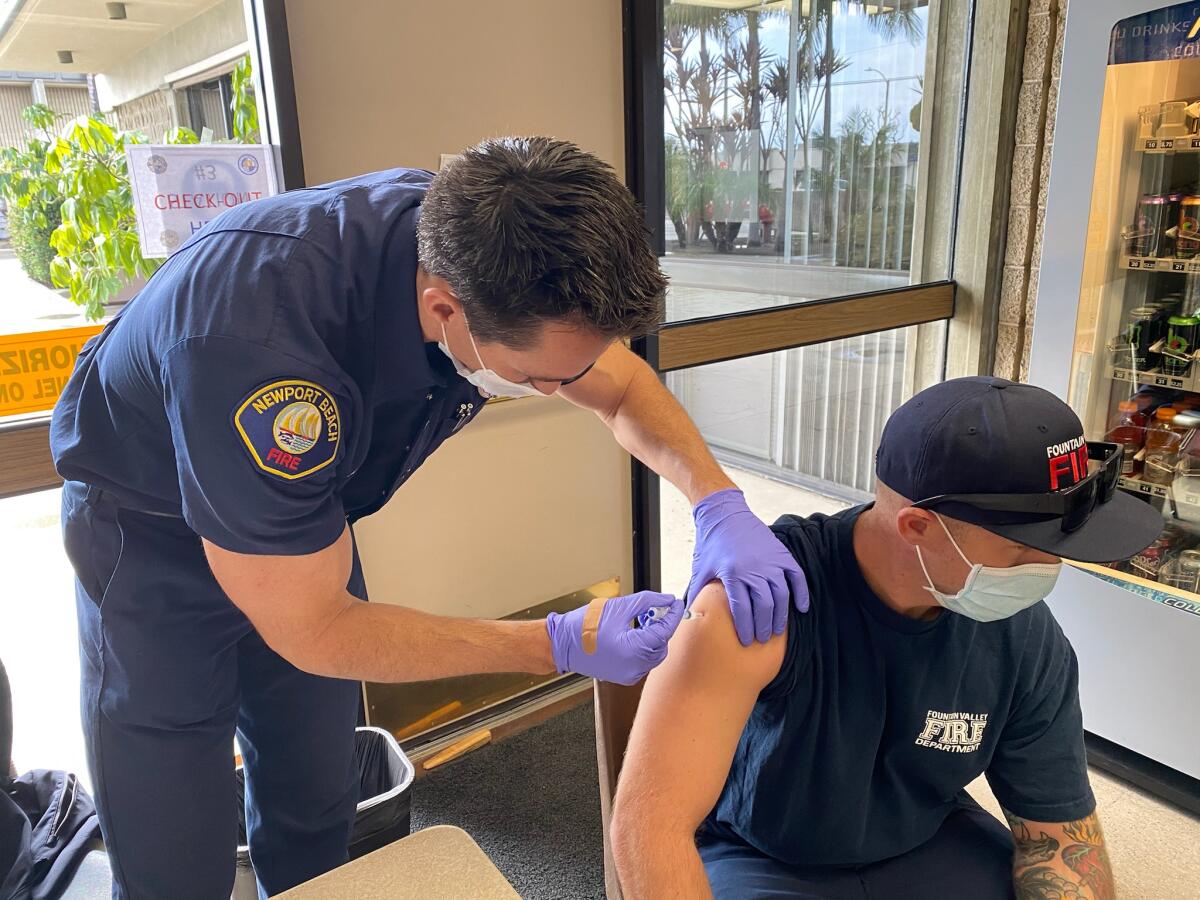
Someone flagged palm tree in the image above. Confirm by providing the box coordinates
[660,0,926,258]
[663,3,779,251]
[814,1,925,256]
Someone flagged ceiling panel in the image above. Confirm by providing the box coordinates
[0,0,220,73]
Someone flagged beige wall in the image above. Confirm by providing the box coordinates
[284,1,634,613]
[286,0,626,180]
[353,399,632,619]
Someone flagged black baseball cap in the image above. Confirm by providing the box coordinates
[876,376,1163,562]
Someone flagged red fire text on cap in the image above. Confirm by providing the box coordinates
[1046,435,1088,491]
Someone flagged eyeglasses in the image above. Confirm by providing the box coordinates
[554,360,597,387]
[912,441,1122,534]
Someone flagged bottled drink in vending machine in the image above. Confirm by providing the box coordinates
[1160,548,1200,593]
[1165,192,1187,256]
[1164,315,1200,375]
[1132,535,1172,579]
[1126,306,1162,370]
[1133,195,1169,256]
[1108,400,1146,476]
[1133,522,1190,582]
[1144,406,1183,484]
[1177,196,1200,258]
[1147,293,1183,316]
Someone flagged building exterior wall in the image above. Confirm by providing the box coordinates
[0,77,92,148]
[0,83,32,148]
[111,89,175,141]
[43,85,92,121]
[0,75,92,148]
[93,0,245,112]
[996,0,1068,381]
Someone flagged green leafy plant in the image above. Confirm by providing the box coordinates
[0,104,62,285]
[41,115,174,318]
[230,55,260,143]
[1,54,256,320]
[6,205,59,285]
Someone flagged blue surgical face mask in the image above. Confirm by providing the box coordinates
[915,514,1062,623]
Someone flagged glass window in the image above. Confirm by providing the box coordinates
[0,488,91,787]
[0,0,264,424]
[182,75,236,141]
[659,325,943,585]
[661,0,960,321]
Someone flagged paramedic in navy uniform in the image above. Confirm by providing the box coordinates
[49,137,806,899]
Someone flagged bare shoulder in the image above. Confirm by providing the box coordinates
[654,580,786,694]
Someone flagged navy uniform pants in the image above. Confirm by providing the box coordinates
[61,481,362,899]
[700,800,1016,900]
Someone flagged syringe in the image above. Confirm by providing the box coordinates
[632,605,702,629]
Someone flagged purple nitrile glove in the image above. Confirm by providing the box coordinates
[545,591,684,685]
[686,488,809,646]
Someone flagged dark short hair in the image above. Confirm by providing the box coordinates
[417,136,666,347]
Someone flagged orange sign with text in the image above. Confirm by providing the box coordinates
[0,326,102,417]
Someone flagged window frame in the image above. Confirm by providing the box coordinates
[620,0,1035,593]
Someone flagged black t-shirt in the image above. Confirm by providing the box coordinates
[703,505,1095,867]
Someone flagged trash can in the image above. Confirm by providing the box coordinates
[234,726,415,891]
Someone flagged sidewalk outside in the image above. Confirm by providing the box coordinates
[0,249,92,337]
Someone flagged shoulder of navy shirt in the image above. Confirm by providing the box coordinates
[50,167,487,554]
[172,165,439,400]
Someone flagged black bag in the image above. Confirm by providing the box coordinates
[0,659,101,900]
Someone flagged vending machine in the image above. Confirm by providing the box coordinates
[1031,1,1200,803]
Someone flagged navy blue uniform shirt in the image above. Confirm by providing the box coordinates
[703,506,1095,867]
[51,168,486,554]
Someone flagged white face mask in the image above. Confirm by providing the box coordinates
[915,514,1062,623]
[438,321,545,399]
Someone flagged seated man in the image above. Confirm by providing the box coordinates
[612,376,1162,900]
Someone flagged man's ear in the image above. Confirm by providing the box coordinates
[418,274,462,326]
[895,507,937,548]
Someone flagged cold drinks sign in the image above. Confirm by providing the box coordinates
[126,144,279,258]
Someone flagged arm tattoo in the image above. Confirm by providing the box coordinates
[1014,866,1084,900]
[1005,812,1060,866]
[1061,814,1115,900]
[1005,810,1114,900]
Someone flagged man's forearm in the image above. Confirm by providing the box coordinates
[1006,810,1115,900]
[292,596,556,683]
[613,828,712,900]
[605,359,734,505]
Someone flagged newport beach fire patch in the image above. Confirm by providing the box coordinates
[234,379,341,480]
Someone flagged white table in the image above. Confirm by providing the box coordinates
[274,825,520,899]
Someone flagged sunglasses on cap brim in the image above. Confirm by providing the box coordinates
[912,441,1122,534]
